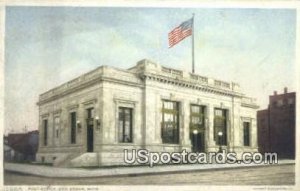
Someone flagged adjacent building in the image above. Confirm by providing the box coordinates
[36,59,259,167]
[257,88,296,159]
[4,130,39,162]
[4,136,15,161]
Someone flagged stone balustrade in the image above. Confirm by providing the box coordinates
[214,80,231,89]
[161,67,183,77]
[159,65,233,90]
[190,73,208,84]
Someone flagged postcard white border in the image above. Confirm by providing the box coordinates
[0,1,299,191]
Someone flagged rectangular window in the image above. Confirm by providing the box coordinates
[70,112,77,144]
[87,108,94,119]
[288,98,294,105]
[243,122,250,146]
[161,100,179,144]
[118,107,133,143]
[54,117,60,138]
[214,108,227,145]
[277,99,283,107]
[43,119,48,146]
[190,105,205,129]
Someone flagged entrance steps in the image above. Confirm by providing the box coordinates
[53,153,81,167]
[53,153,100,167]
[54,152,130,167]
[69,153,99,167]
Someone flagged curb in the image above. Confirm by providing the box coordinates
[4,161,295,178]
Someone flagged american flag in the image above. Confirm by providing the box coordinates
[168,18,193,48]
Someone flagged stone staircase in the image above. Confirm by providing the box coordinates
[53,152,126,167]
[53,153,82,167]
[69,153,99,167]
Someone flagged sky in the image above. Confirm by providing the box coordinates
[4,6,296,133]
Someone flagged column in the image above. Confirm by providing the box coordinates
[181,100,191,148]
[251,118,258,149]
[207,104,216,150]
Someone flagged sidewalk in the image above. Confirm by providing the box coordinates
[4,160,295,178]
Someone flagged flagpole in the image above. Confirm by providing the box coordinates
[192,13,195,73]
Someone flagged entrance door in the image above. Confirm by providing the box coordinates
[87,119,94,152]
[86,108,94,152]
[191,131,205,152]
[190,105,206,152]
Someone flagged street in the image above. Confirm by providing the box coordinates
[4,164,295,185]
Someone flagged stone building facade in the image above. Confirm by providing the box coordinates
[36,59,259,167]
[257,88,296,159]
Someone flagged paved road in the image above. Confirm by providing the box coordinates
[4,164,295,185]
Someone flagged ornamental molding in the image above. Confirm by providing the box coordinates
[240,117,254,122]
[113,97,138,105]
[67,104,79,111]
[241,102,260,109]
[82,99,97,106]
[53,109,62,116]
[142,72,242,98]
[41,113,49,118]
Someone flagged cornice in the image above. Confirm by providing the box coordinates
[38,76,144,105]
[38,77,102,105]
[37,67,257,107]
[141,72,243,98]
